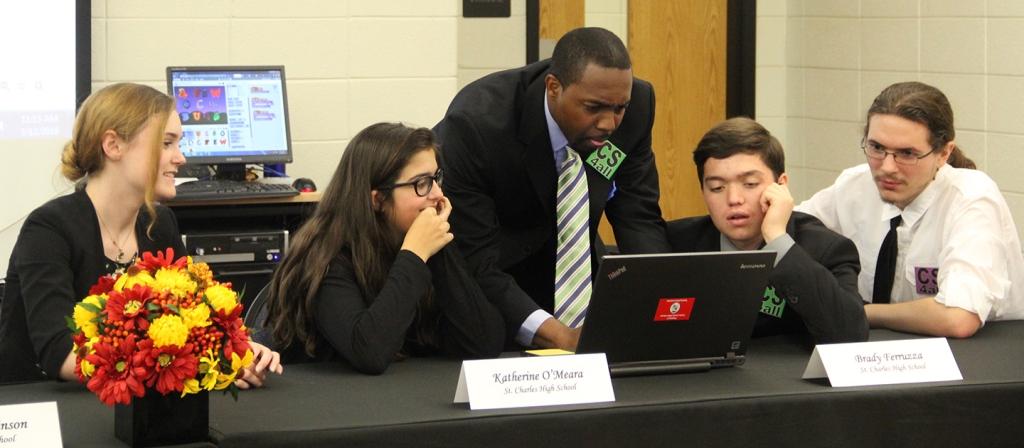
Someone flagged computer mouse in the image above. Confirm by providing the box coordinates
[292,177,317,193]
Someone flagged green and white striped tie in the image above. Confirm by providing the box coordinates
[554,146,592,328]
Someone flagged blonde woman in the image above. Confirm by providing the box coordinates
[0,83,281,385]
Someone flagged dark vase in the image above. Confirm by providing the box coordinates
[114,387,210,447]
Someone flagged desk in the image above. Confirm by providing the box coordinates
[3,322,1023,447]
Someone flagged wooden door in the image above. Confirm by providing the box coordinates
[628,0,727,225]
[539,0,584,41]
[538,1,727,245]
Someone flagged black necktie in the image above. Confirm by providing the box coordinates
[872,215,902,304]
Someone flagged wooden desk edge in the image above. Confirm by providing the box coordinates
[163,191,321,207]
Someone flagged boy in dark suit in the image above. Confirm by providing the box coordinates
[435,28,669,350]
[667,117,868,344]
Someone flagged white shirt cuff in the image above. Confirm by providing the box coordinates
[516,309,553,347]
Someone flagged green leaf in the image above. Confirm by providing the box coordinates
[79,302,103,313]
[164,304,180,314]
[65,316,80,334]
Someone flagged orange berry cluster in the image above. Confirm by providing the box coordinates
[189,263,214,287]
[188,326,224,357]
[100,320,127,347]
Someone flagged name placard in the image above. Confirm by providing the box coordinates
[0,402,63,447]
[802,338,962,387]
[454,353,615,410]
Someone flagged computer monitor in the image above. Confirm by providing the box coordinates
[166,66,293,180]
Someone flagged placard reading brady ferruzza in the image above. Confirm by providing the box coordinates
[803,338,962,387]
[455,353,614,410]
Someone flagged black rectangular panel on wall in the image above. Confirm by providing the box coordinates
[464,0,511,18]
[526,0,539,63]
[77,0,91,110]
[727,0,756,119]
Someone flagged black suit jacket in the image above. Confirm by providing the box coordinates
[666,212,868,344]
[434,60,669,341]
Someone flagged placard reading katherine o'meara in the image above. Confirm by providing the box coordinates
[803,337,962,387]
[454,353,615,410]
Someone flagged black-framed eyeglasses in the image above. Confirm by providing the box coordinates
[862,140,936,165]
[376,168,443,197]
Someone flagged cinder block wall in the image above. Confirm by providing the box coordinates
[91,0,459,188]
[756,0,1024,242]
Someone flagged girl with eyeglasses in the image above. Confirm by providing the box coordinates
[264,123,504,374]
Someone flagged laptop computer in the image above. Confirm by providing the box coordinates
[574,251,775,377]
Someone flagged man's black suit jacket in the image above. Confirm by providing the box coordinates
[434,60,670,341]
[667,212,868,344]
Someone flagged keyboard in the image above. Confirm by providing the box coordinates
[168,180,300,202]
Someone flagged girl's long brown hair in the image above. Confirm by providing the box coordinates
[265,123,441,357]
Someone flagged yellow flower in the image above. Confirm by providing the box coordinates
[75,337,99,377]
[181,379,201,397]
[72,295,105,338]
[215,370,238,390]
[80,359,96,377]
[179,303,212,329]
[204,284,238,313]
[210,349,253,390]
[232,349,254,373]
[147,315,188,348]
[153,268,197,298]
[198,350,220,391]
[114,267,154,292]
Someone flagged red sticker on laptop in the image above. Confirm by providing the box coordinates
[653,298,694,321]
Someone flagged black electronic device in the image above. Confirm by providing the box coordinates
[170,179,299,202]
[166,65,293,181]
[291,177,316,192]
[575,251,775,377]
[181,230,289,264]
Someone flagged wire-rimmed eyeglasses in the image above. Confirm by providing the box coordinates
[862,140,936,165]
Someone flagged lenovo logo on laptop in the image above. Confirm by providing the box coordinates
[740,263,767,269]
[607,266,627,280]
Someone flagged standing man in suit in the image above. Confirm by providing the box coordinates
[667,118,868,344]
[434,28,670,350]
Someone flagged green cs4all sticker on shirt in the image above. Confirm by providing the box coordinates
[585,141,626,180]
[760,286,785,318]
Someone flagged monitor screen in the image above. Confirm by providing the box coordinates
[166,66,293,167]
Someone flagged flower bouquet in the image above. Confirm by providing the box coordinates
[67,248,254,405]
[67,248,255,446]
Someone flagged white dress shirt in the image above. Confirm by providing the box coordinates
[512,94,569,346]
[796,163,1024,324]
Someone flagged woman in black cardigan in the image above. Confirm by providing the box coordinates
[0,83,281,385]
[264,123,505,374]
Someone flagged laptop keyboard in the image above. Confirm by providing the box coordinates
[168,180,300,202]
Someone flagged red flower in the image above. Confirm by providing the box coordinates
[212,305,250,361]
[136,339,198,395]
[135,248,187,272]
[89,275,117,295]
[105,284,153,331]
[85,335,147,406]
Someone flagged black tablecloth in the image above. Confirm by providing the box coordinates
[3,322,1023,447]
